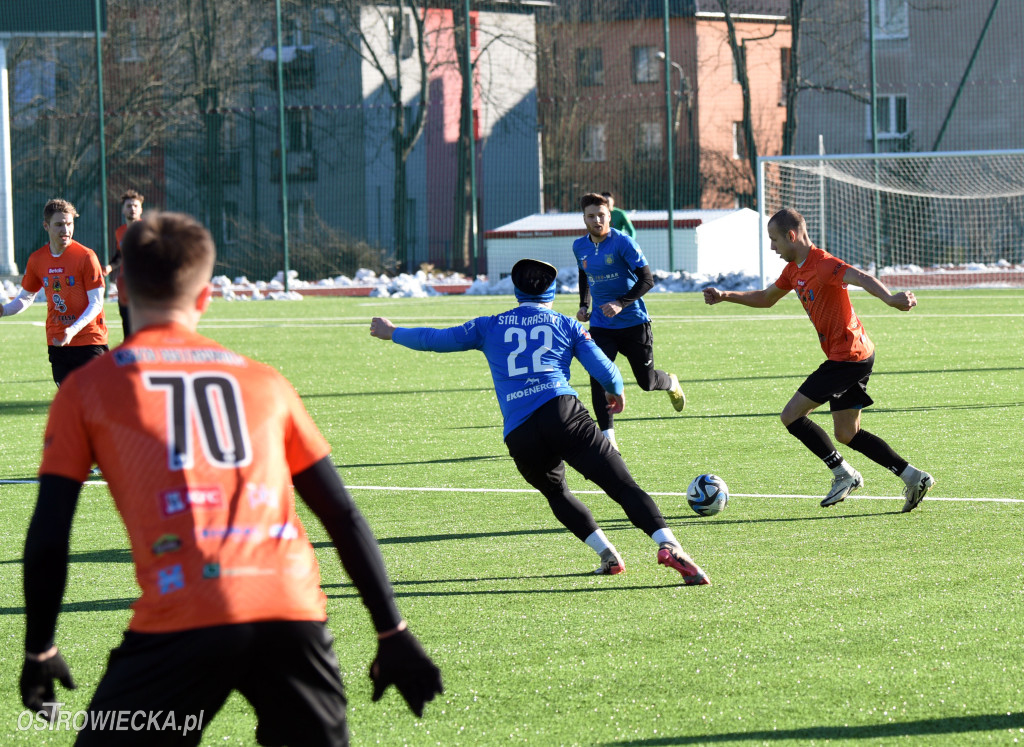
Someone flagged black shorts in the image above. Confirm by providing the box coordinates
[48,344,108,387]
[504,394,622,486]
[798,355,875,412]
[76,620,348,747]
[588,322,654,368]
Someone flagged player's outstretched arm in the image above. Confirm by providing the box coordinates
[844,267,917,311]
[1,289,37,319]
[703,284,787,308]
[293,458,443,716]
[22,475,81,718]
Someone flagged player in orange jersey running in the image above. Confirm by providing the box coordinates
[703,208,934,513]
[105,188,145,338]
[20,212,442,745]
[0,199,108,386]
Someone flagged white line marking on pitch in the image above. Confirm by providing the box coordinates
[3,480,1020,504]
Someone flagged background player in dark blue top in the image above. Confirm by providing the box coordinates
[573,193,685,451]
[369,259,709,584]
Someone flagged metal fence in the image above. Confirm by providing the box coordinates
[2,0,1021,283]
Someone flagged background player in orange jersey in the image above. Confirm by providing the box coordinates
[20,212,442,745]
[703,207,934,513]
[105,188,145,338]
[0,199,108,386]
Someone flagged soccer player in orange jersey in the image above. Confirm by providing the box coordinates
[0,199,108,386]
[20,212,442,744]
[105,188,145,338]
[703,208,934,513]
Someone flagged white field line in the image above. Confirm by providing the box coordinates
[6,479,1016,504]
[144,311,1024,331]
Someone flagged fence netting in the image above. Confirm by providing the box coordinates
[2,1,1022,283]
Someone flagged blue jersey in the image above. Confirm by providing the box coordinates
[572,228,651,329]
[391,303,623,438]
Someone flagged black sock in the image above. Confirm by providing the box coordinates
[846,430,908,476]
[786,416,842,466]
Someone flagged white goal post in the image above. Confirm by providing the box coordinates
[756,149,1024,289]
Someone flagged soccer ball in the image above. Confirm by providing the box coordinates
[687,474,729,516]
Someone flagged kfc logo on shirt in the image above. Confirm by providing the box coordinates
[160,486,224,516]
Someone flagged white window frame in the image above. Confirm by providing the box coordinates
[872,0,909,40]
[120,19,144,63]
[581,123,606,162]
[636,122,663,161]
[866,94,909,139]
[633,46,659,84]
[577,47,604,87]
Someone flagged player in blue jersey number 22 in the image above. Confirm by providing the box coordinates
[369,259,710,584]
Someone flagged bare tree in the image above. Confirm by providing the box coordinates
[305,0,430,270]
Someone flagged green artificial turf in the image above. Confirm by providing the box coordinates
[1,290,1022,745]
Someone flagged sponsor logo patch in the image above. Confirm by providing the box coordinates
[157,564,185,594]
[160,487,224,517]
[152,534,182,556]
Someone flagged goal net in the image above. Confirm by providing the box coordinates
[756,149,1024,288]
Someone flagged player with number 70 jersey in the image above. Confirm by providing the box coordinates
[38,322,332,633]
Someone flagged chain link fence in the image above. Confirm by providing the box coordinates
[2,0,1021,283]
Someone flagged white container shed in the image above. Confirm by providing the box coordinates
[485,208,785,280]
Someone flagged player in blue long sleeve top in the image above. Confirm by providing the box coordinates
[370,259,710,583]
[573,192,686,450]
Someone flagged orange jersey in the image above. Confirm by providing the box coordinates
[115,223,127,250]
[21,241,108,346]
[775,245,874,362]
[39,323,332,633]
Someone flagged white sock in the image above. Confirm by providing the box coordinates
[602,428,616,442]
[584,529,614,555]
[831,460,856,478]
[651,528,678,547]
[899,464,920,484]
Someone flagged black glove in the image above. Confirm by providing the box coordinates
[20,649,76,718]
[369,629,443,717]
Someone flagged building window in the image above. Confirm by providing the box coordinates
[779,47,791,105]
[731,45,746,83]
[872,0,909,39]
[732,121,747,160]
[636,122,663,161]
[120,19,143,63]
[576,48,604,87]
[287,109,313,152]
[285,14,307,46]
[223,202,238,244]
[581,123,606,162]
[867,94,908,139]
[389,11,415,59]
[287,198,315,241]
[632,46,659,84]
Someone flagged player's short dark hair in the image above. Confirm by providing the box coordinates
[768,208,806,234]
[43,199,79,222]
[120,189,145,205]
[580,193,610,212]
[121,212,215,304]
[511,258,557,296]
